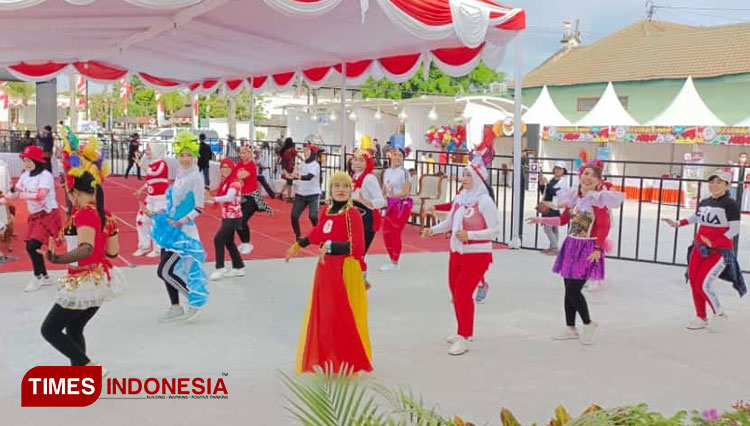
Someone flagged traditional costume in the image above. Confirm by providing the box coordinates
[288,172,372,374]
[151,131,208,322]
[134,143,169,257]
[40,135,121,373]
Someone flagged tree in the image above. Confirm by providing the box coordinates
[198,89,267,123]
[6,82,35,104]
[360,63,506,99]
[126,75,156,118]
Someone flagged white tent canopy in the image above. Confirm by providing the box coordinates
[646,76,725,126]
[521,85,571,126]
[576,82,638,126]
[0,0,525,93]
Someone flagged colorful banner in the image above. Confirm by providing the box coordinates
[543,126,610,143]
[544,125,750,146]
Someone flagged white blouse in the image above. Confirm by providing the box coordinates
[353,174,386,210]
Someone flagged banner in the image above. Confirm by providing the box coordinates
[544,125,750,146]
[543,126,610,143]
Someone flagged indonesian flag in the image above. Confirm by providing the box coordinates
[192,94,199,128]
[76,75,86,108]
[155,90,165,126]
[0,82,8,110]
[119,78,131,115]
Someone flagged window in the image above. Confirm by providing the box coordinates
[577,96,629,111]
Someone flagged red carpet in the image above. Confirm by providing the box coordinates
[0,177,506,273]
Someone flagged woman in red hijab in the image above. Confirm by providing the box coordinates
[207,158,245,280]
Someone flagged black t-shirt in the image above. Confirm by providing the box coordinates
[198,142,212,169]
[540,177,562,217]
[695,193,740,228]
[38,134,54,153]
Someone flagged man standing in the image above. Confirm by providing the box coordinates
[198,133,213,188]
[37,125,54,173]
[373,138,382,167]
[124,133,142,180]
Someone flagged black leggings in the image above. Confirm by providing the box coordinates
[41,304,99,366]
[125,158,141,179]
[257,174,275,197]
[291,194,320,239]
[564,278,591,326]
[157,250,188,305]
[26,239,48,277]
[364,230,376,254]
[214,218,244,269]
[237,196,258,244]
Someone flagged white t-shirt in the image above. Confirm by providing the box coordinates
[16,170,57,214]
[294,161,321,196]
[383,167,409,196]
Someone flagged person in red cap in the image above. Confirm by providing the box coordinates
[663,168,745,330]
[1,146,61,292]
[290,143,321,241]
[206,158,246,280]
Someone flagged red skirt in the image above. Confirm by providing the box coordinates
[27,209,62,242]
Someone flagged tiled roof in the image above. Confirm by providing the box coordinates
[522,20,750,88]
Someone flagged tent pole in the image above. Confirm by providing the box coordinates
[249,85,255,144]
[340,61,347,169]
[511,32,524,248]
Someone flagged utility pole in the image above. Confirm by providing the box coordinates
[646,1,655,21]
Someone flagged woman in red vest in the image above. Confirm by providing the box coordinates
[422,161,499,356]
[235,145,273,255]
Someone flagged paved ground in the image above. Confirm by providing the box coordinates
[2,249,749,425]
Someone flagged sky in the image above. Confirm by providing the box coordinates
[57,0,750,93]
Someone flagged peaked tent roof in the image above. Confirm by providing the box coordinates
[0,0,525,93]
[646,76,724,126]
[522,20,750,88]
[576,82,638,126]
[521,85,571,126]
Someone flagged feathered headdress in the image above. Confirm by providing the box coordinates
[174,131,199,156]
[59,124,108,190]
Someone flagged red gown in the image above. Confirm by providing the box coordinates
[296,205,373,374]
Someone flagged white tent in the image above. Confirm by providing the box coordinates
[522,85,571,126]
[647,76,724,126]
[576,82,638,126]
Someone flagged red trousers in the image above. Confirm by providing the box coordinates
[687,248,724,320]
[382,207,411,263]
[449,252,492,338]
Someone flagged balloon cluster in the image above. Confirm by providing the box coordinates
[425,125,466,153]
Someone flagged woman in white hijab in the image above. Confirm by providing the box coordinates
[422,160,500,356]
[133,143,169,257]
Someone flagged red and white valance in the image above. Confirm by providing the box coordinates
[0,0,524,93]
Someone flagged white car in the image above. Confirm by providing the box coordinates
[143,128,221,155]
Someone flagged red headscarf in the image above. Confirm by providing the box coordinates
[351,149,375,191]
[217,158,239,196]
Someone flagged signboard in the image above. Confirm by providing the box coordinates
[528,161,539,193]
[544,125,750,146]
[77,121,98,134]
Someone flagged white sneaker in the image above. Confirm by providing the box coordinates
[379,262,400,272]
[158,306,184,323]
[90,362,108,378]
[181,307,201,322]
[551,327,579,341]
[448,338,469,356]
[146,249,160,258]
[239,243,254,255]
[23,276,43,292]
[227,267,246,277]
[580,323,598,345]
[40,276,53,287]
[210,268,228,281]
[687,317,709,330]
[132,248,149,257]
[445,334,474,344]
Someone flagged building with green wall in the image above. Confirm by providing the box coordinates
[519,20,750,125]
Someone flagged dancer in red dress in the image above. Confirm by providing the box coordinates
[286,171,372,374]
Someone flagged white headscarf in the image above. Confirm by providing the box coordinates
[454,163,491,207]
[148,143,166,162]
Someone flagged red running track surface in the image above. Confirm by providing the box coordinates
[0,177,506,273]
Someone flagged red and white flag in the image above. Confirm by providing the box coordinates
[155,90,165,126]
[76,75,86,108]
[192,94,199,128]
[119,78,131,115]
[0,82,8,110]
